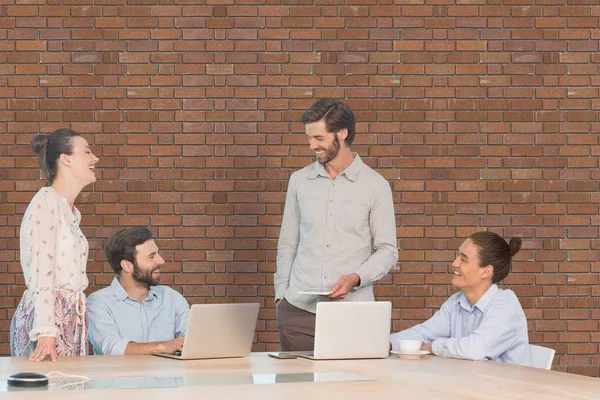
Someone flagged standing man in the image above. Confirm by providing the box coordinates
[275,99,398,351]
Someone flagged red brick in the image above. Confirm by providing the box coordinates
[0,4,597,377]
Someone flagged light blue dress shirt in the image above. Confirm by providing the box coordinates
[87,277,189,355]
[390,284,531,366]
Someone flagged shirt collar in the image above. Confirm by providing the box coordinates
[458,284,500,313]
[46,187,81,225]
[110,276,159,302]
[148,286,159,301]
[307,153,364,182]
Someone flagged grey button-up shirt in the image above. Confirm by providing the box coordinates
[275,154,398,313]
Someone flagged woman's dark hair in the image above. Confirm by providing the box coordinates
[31,128,81,183]
[300,99,356,145]
[104,227,153,275]
[469,231,522,284]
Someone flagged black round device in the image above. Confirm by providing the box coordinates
[7,372,49,388]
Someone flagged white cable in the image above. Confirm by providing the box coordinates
[53,380,87,391]
[46,370,91,381]
[45,371,90,390]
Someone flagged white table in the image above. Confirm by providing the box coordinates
[1,353,599,399]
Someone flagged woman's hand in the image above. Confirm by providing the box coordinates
[30,336,58,362]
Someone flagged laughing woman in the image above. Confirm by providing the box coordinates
[11,128,99,361]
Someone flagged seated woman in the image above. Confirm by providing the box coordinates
[390,231,530,366]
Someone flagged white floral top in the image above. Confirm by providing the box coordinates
[19,187,89,340]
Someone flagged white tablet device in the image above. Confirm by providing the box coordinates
[298,288,333,295]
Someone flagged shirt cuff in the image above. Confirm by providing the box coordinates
[110,339,130,356]
[29,327,59,342]
[389,334,399,352]
[274,284,288,301]
[354,269,368,289]
[93,338,130,356]
[432,339,448,357]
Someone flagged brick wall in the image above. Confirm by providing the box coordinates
[1,1,599,376]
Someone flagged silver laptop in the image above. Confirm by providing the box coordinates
[154,303,260,360]
[293,301,391,360]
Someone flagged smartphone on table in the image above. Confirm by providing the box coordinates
[267,352,298,359]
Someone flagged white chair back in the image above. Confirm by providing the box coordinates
[529,344,555,370]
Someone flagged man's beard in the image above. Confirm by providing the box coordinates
[317,133,341,165]
[132,261,160,288]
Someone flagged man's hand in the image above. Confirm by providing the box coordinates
[275,299,282,309]
[156,336,185,354]
[30,336,58,362]
[327,273,361,300]
[421,343,433,354]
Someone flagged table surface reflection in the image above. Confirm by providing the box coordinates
[1,371,374,392]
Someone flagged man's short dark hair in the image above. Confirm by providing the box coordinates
[301,99,356,145]
[104,227,153,274]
